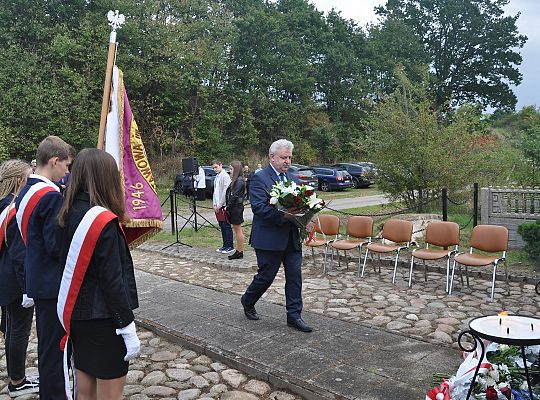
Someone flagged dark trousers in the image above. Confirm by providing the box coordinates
[242,238,303,320]
[218,220,234,248]
[35,299,65,400]
[5,297,34,381]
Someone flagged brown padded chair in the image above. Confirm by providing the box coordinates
[304,214,340,273]
[449,224,509,301]
[408,221,460,292]
[361,219,413,284]
[329,216,374,276]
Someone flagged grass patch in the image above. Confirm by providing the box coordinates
[317,185,382,201]
[150,223,252,250]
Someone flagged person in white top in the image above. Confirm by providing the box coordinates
[193,166,206,200]
[212,160,234,254]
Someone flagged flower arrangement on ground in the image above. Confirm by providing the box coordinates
[269,180,325,240]
[427,342,540,400]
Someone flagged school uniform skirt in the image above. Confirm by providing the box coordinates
[71,318,128,379]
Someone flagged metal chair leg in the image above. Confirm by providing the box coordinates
[361,248,369,277]
[357,245,363,277]
[445,257,450,293]
[449,260,457,295]
[392,250,400,284]
[465,266,470,287]
[423,260,427,282]
[505,260,510,295]
[337,249,341,268]
[408,256,415,288]
[323,244,330,274]
[490,262,497,301]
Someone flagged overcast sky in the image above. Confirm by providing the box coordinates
[309,0,539,111]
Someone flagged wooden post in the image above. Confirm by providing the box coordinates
[97,33,117,149]
[442,188,448,221]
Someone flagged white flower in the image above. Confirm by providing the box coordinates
[303,184,314,191]
[488,367,499,382]
[269,196,278,205]
[499,344,509,351]
[308,195,322,209]
[497,363,509,373]
[485,377,496,387]
[282,185,295,195]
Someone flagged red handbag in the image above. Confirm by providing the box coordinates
[215,207,230,223]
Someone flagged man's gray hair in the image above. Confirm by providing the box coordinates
[268,139,294,156]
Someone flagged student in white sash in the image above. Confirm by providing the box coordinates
[57,149,139,400]
[15,135,71,399]
[0,160,39,397]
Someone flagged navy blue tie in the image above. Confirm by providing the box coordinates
[279,173,286,183]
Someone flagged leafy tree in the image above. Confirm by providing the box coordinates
[366,69,502,209]
[365,17,429,98]
[376,0,527,111]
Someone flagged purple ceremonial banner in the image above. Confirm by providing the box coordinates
[105,67,162,248]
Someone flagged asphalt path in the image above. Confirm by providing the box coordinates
[162,194,390,232]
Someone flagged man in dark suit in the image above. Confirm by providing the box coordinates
[241,139,312,332]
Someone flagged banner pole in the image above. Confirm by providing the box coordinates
[97,31,117,150]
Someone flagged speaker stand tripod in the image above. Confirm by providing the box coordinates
[162,189,191,251]
[180,184,217,232]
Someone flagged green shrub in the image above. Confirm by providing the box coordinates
[517,220,540,265]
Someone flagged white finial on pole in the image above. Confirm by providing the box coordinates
[107,10,125,43]
[99,10,125,149]
[107,10,125,31]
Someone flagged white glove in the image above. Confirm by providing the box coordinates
[21,294,34,308]
[115,321,140,361]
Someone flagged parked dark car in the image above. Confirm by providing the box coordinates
[331,163,373,188]
[354,162,378,181]
[289,164,319,187]
[310,166,354,192]
[175,165,230,199]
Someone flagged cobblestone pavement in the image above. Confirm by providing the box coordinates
[3,243,539,399]
[0,327,302,400]
[133,243,540,349]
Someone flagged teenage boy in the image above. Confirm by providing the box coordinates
[16,135,71,399]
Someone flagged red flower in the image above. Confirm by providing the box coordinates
[293,196,302,205]
[486,386,498,400]
[499,386,511,400]
[305,190,314,197]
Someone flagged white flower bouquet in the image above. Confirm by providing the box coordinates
[269,180,325,239]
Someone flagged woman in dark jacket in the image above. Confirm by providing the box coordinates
[0,159,39,397]
[57,149,139,400]
[226,160,246,259]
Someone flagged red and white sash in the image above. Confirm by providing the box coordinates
[16,178,60,244]
[57,206,117,400]
[0,204,16,252]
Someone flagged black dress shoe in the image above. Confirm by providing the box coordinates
[241,296,259,320]
[228,250,243,260]
[287,318,313,332]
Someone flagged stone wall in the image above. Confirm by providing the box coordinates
[481,187,540,249]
